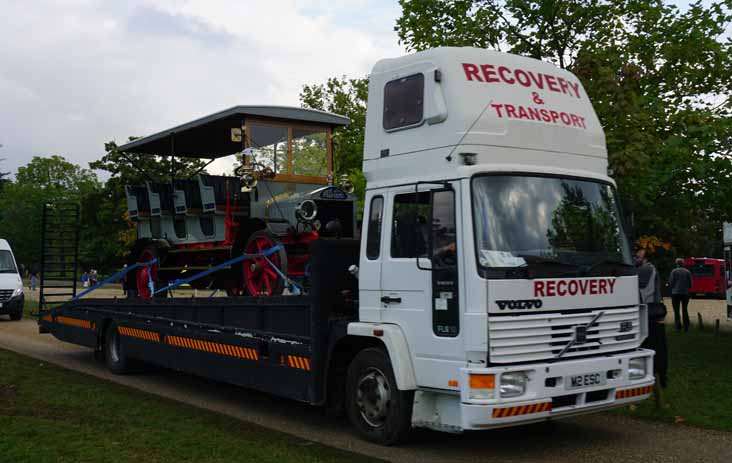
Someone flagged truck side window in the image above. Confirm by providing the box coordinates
[391,192,430,258]
[383,73,424,130]
[431,190,457,268]
[366,196,384,260]
[431,189,459,337]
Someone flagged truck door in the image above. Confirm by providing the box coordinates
[380,183,463,389]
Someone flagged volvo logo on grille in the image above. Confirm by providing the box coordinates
[555,311,604,359]
[574,325,588,344]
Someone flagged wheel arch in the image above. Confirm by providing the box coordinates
[343,323,417,391]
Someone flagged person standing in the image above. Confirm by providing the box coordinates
[668,258,692,331]
[29,264,40,291]
[636,248,668,390]
[81,271,89,288]
[121,264,128,296]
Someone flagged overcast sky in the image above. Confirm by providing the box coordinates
[0,0,404,177]
[0,1,713,179]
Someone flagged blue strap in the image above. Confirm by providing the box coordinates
[262,254,303,295]
[72,259,158,301]
[154,244,285,295]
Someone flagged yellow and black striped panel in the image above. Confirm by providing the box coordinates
[286,355,311,371]
[615,385,653,399]
[118,326,161,342]
[166,335,259,361]
[492,402,552,418]
[55,316,95,330]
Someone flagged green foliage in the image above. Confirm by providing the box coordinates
[90,140,208,186]
[292,132,328,177]
[0,155,100,268]
[0,142,208,274]
[300,77,369,212]
[396,0,732,257]
[0,157,10,191]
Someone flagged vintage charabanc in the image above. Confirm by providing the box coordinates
[120,105,354,297]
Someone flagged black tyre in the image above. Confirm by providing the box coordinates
[104,322,130,374]
[9,311,22,321]
[346,348,414,445]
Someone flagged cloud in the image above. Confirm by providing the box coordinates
[0,0,403,177]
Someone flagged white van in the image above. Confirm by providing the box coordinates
[0,239,24,321]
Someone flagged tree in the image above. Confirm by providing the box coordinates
[301,77,370,215]
[396,0,732,257]
[0,159,10,192]
[0,156,100,268]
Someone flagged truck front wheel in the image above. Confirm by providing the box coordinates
[104,322,130,374]
[346,348,413,445]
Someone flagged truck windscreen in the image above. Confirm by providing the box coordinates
[472,175,634,278]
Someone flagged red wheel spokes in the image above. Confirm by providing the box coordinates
[243,234,283,296]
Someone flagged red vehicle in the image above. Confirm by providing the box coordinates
[684,257,725,298]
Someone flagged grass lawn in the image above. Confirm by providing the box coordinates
[617,323,732,431]
[0,348,378,463]
[23,298,39,318]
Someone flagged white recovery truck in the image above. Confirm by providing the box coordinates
[40,47,654,445]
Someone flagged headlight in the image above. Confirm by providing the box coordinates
[629,357,647,380]
[500,371,528,398]
[468,374,495,400]
[12,287,23,298]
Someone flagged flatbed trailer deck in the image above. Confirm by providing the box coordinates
[39,240,359,405]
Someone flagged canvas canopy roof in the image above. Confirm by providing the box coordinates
[118,105,350,158]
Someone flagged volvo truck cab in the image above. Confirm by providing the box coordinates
[350,47,654,435]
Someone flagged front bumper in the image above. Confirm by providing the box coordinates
[412,349,655,432]
[460,349,655,429]
[0,294,24,314]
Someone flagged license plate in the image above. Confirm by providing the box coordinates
[0,302,3,308]
[566,372,606,390]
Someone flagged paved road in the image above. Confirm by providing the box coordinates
[1,318,730,462]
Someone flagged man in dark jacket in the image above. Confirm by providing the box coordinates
[668,258,692,331]
[636,249,668,390]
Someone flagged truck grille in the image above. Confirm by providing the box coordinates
[488,307,641,364]
[0,289,13,302]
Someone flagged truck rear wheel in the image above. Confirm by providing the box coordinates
[104,322,130,374]
[346,348,413,445]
